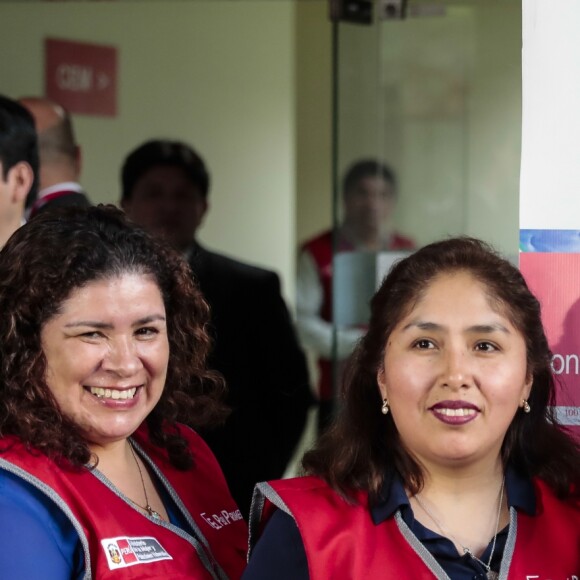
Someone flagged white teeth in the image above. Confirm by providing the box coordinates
[89,387,137,400]
[438,408,476,417]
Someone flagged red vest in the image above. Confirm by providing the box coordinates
[251,476,580,579]
[0,424,247,579]
[302,230,415,401]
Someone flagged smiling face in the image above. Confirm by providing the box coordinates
[377,270,532,473]
[40,273,169,450]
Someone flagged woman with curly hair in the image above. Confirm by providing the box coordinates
[0,205,247,579]
[245,237,580,579]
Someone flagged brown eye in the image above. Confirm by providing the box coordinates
[475,341,497,352]
[135,327,158,338]
[413,339,434,350]
[80,331,102,339]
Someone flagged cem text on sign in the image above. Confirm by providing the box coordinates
[45,38,118,117]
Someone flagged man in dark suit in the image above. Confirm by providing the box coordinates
[19,97,90,217]
[120,139,313,518]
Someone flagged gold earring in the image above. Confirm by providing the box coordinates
[381,398,389,415]
[522,399,531,413]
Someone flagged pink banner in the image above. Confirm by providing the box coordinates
[520,251,580,436]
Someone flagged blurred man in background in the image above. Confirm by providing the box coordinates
[297,159,415,432]
[121,139,313,518]
[0,94,38,246]
[19,96,90,217]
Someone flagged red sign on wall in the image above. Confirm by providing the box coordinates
[45,38,118,117]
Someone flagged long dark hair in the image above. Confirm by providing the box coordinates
[0,205,227,469]
[303,237,580,501]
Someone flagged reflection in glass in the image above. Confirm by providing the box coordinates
[325,0,522,425]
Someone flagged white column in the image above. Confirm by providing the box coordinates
[520,0,580,430]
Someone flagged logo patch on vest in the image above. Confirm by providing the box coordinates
[101,536,173,569]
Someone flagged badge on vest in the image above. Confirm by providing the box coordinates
[101,536,173,569]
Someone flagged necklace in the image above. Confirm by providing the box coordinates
[128,442,163,520]
[413,477,505,580]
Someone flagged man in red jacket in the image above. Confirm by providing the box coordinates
[297,159,414,432]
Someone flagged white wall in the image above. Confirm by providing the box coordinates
[521,0,580,228]
[295,1,333,245]
[0,1,297,301]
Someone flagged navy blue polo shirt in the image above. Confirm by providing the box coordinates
[242,467,536,580]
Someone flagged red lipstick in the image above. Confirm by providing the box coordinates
[429,400,480,425]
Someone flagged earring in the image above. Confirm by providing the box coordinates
[522,399,531,413]
[381,398,389,415]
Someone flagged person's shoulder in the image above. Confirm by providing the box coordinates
[0,464,78,536]
[533,476,580,510]
[137,421,209,452]
[197,247,279,286]
[266,475,329,492]
[256,476,366,522]
[0,463,84,577]
[300,229,333,254]
[254,476,332,518]
[172,422,216,455]
[37,191,91,214]
[135,423,226,485]
[0,465,52,511]
[390,231,416,249]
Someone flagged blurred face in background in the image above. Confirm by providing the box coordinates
[122,164,208,253]
[342,176,395,237]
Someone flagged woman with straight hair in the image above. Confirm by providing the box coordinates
[244,237,580,579]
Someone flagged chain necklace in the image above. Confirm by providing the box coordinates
[128,442,163,520]
[413,477,505,580]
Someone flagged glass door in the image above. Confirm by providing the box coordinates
[328,0,522,424]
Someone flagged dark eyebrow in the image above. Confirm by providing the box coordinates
[64,321,112,330]
[401,321,510,334]
[134,315,166,325]
[64,314,166,329]
[401,321,441,332]
[466,323,510,334]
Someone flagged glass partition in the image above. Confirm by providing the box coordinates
[328,0,522,422]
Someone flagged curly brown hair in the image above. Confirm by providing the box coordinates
[303,236,580,501]
[0,204,227,469]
